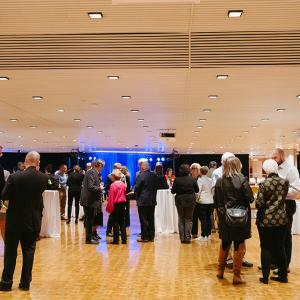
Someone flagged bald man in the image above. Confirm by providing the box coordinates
[0,151,48,291]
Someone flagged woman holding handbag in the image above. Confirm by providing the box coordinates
[214,156,253,285]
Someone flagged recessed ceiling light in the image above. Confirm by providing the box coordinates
[138,119,144,122]
[0,76,9,81]
[18,135,22,138]
[199,118,207,122]
[228,10,243,18]
[107,76,119,80]
[62,135,66,138]
[216,75,229,80]
[19,145,23,147]
[276,108,286,112]
[97,131,103,133]
[33,139,38,142]
[73,118,81,122]
[122,96,131,100]
[0,131,4,134]
[208,95,218,100]
[203,108,212,113]
[243,131,249,134]
[143,125,149,128]
[297,95,300,99]
[30,126,37,129]
[9,118,18,122]
[47,131,53,134]
[261,118,270,122]
[194,131,200,134]
[73,139,77,142]
[86,126,93,129]
[197,126,204,129]
[32,96,43,101]
[57,109,65,113]
[88,12,103,19]
[251,125,258,129]
[131,109,139,113]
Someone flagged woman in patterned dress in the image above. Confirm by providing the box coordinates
[256,159,289,284]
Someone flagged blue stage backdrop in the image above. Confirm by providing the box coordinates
[85,152,167,187]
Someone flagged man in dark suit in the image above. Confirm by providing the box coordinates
[80,160,104,244]
[0,151,48,291]
[134,161,158,242]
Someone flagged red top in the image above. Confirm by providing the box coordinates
[106,180,127,213]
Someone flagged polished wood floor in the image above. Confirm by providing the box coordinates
[0,202,300,300]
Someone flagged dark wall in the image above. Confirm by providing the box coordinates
[0,152,80,173]
[0,152,249,179]
[165,154,250,178]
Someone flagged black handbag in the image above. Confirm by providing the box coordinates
[225,206,248,227]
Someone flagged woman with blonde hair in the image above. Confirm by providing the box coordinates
[214,157,253,285]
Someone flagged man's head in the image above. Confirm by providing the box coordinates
[93,159,105,173]
[25,151,40,169]
[140,161,150,172]
[17,162,25,171]
[271,148,285,165]
[113,163,122,170]
[209,161,217,169]
[221,152,235,165]
[138,158,147,170]
[59,164,67,174]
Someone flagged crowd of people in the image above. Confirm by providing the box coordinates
[0,147,299,291]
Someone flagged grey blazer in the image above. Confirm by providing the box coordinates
[80,168,102,208]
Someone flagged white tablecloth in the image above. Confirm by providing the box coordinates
[64,189,84,219]
[155,189,178,234]
[40,190,61,238]
[292,201,300,235]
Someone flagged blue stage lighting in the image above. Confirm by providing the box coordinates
[157,158,161,161]
[161,157,165,162]
[89,156,92,161]
[149,158,153,162]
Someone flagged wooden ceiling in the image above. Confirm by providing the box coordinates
[0,0,299,155]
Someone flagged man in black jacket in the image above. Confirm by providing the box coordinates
[0,151,48,291]
[80,160,104,244]
[134,161,158,242]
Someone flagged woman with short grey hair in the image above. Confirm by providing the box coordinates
[256,159,289,284]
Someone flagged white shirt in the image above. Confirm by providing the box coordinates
[212,166,223,187]
[197,175,214,204]
[278,160,300,200]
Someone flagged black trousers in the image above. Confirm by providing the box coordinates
[125,196,130,227]
[67,190,81,220]
[192,203,200,236]
[138,206,155,241]
[285,200,296,268]
[198,204,214,237]
[176,204,194,242]
[258,226,287,279]
[111,202,127,243]
[106,214,113,235]
[84,206,94,242]
[1,231,37,286]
